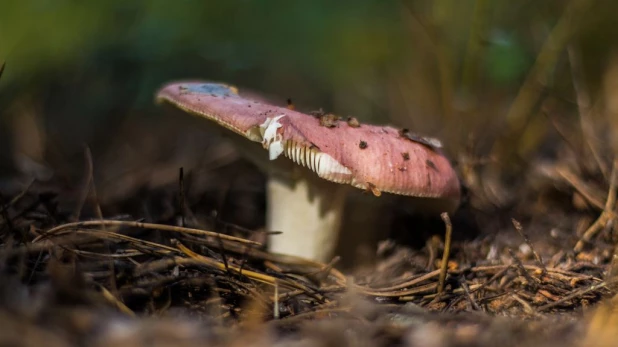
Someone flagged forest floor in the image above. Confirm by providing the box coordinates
[1,123,618,347]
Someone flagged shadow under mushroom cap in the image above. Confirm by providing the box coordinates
[156,81,461,203]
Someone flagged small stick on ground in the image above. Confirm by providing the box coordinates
[470,265,512,294]
[438,212,452,294]
[308,256,341,283]
[511,293,537,316]
[512,218,546,275]
[574,159,618,252]
[537,281,609,312]
[508,248,539,290]
[33,220,262,245]
[460,276,481,311]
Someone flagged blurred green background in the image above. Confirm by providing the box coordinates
[1,0,617,207]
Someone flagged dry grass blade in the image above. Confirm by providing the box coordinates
[263,252,348,284]
[366,282,438,298]
[574,159,618,252]
[83,230,178,252]
[363,270,441,293]
[97,284,135,317]
[438,212,452,294]
[32,220,261,246]
[491,0,591,159]
[400,2,454,125]
[555,166,614,214]
[472,264,599,281]
[568,44,609,179]
[175,241,328,302]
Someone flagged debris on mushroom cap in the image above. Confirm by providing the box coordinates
[310,108,342,128]
[366,182,381,197]
[259,114,286,160]
[347,117,360,128]
[156,81,461,202]
[309,108,326,117]
[319,114,340,128]
[399,128,443,150]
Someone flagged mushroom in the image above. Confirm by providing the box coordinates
[155,81,461,262]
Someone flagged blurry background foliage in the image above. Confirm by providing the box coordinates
[0,0,617,202]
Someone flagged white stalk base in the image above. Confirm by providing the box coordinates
[266,177,347,262]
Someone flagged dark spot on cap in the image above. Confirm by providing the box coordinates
[402,152,410,161]
[359,141,368,149]
[426,159,438,171]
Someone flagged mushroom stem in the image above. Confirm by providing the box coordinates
[266,176,348,262]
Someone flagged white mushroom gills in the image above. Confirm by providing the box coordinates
[284,141,351,183]
[258,115,352,182]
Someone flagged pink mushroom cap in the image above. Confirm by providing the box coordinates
[156,81,461,204]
